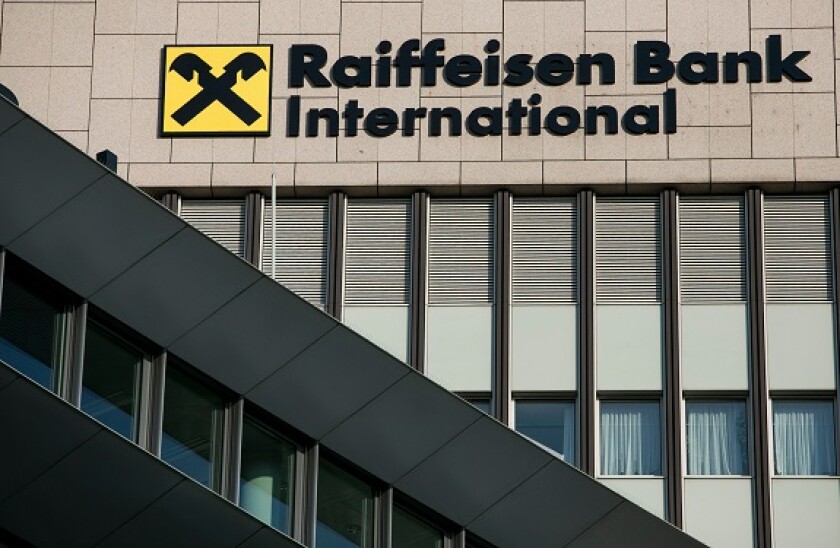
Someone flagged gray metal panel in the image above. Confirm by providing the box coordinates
[321,373,483,484]
[394,417,554,525]
[565,502,707,548]
[0,119,107,246]
[238,527,297,548]
[0,366,16,391]
[0,100,23,135]
[169,277,337,394]
[246,326,409,440]
[0,378,100,503]
[90,229,262,347]
[467,460,621,547]
[8,176,185,298]
[96,481,263,548]
[0,431,183,547]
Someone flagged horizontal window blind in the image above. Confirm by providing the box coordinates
[180,200,246,258]
[764,196,832,302]
[512,198,577,304]
[345,200,411,305]
[261,199,329,307]
[679,197,746,302]
[429,199,494,305]
[595,197,661,303]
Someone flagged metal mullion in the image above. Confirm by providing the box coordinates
[577,190,595,476]
[161,192,182,215]
[221,398,244,504]
[379,487,393,548]
[66,302,88,407]
[136,352,156,453]
[410,191,429,372]
[328,192,347,320]
[494,190,512,425]
[830,189,840,477]
[244,191,265,267]
[662,189,683,528]
[302,443,320,546]
[145,351,167,457]
[453,530,467,548]
[747,189,772,548]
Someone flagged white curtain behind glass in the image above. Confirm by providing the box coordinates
[773,401,836,475]
[600,402,661,475]
[686,402,749,475]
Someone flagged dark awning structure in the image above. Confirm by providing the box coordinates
[0,97,705,547]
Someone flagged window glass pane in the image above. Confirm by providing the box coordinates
[773,400,836,476]
[0,277,65,390]
[515,401,576,464]
[392,506,444,548]
[686,401,749,475]
[161,366,225,490]
[316,459,374,548]
[465,398,491,415]
[80,323,142,440]
[239,417,296,534]
[600,401,661,475]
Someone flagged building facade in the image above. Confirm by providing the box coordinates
[1,1,840,547]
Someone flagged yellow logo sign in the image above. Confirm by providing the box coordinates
[160,45,272,136]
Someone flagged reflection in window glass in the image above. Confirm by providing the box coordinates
[773,400,837,476]
[81,323,142,440]
[600,401,661,475]
[316,459,374,548]
[392,506,444,548]
[239,417,296,534]
[686,401,749,475]
[0,277,66,390]
[161,366,225,490]
[515,401,576,464]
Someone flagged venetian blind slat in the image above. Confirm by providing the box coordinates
[261,200,329,307]
[679,197,746,302]
[512,198,577,304]
[180,200,246,258]
[764,196,832,302]
[345,200,411,305]
[429,199,494,305]
[595,198,661,303]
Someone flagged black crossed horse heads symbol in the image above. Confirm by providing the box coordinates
[169,52,267,126]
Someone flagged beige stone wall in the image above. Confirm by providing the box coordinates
[0,0,838,196]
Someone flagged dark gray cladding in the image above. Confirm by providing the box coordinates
[0,364,304,548]
[0,98,705,548]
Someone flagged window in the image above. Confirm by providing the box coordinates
[0,274,67,391]
[392,505,444,548]
[80,322,143,441]
[600,401,661,475]
[773,400,837,476]
[460,394,491,415]
[514,400,576,464]
[316,458,375,548]
[685,401,749,475]
[239,416,297,534]
[161,365,226,490]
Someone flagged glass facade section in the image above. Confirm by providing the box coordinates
[80,322,142,440]
[515,400,576,464]
[773,400,837,476]
[161,365,225,490]
[600,401,661,475]
[465,398,492,415]
[685,401,749,475]
[239,417,296,534]
[316,459,375,548]
[0,276,66,390]
[392,506,444,548]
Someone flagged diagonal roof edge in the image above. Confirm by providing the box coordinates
[0,97,705,547]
